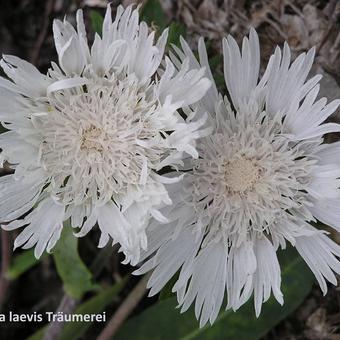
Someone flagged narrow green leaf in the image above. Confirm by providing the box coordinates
[90,10,104,36]
[208,54,222,70]
[115,247,315,340]
[207,54,224,89]
[53,223,95,299]
[168,23,186,47]
[141,0,168,32]
[60,278,127,340]
[0,124,7,134]
[6,249,43,280]
[214,74,226,89]
[159,273,179,301]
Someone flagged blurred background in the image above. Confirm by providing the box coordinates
[0,0,340,339]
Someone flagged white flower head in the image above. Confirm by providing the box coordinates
[0,5,211,263]
[135,29,340,326]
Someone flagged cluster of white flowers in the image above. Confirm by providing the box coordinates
[1,4,340,327]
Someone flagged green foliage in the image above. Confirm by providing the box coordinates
[159,273,179,301]
[115,248,315,340]
[141,0,168,32]
[6,249,43,280]
[90,10,104,37]
[141,0,186,46]
[208,54,222,70]
[0,125,7,134]
[168,22,186,47]
[53,223,96,299]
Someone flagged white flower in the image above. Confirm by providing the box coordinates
[135,29,340,326]
[0,5,211,263]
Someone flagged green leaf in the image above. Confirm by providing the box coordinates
[0,124,7,134]
[159,273,179,301]
[60,278,127,340]
[168,23,186,47]
[6,249,43,280]
[90,10,104,36]
[207,53,225,89]
[141,0,168,32]
[115,247,315,340]
[53,223,96,299]
[214,74,226,90]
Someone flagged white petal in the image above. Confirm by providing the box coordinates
[0,55,51,97]
[145,227,202,297]
[158,57,211,109]
[9,197,65,258]
[223,28,260,110]
[310,198,340,232]
[266,45,316,117]
[253,237,283,317]
[295,229,340,295]
[226,240,257,311]
[179,241,227,327]
[0,174,44,222]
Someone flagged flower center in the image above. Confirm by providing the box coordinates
[224,158,260,194]
[81,126,105,153]
[39,76,161,206]
[189,110,316,248]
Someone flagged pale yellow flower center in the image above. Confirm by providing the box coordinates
[224,158,260,193]
[81,126,105,152]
